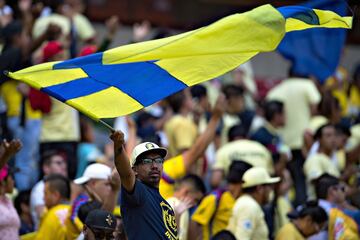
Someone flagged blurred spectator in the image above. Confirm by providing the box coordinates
[220,84,255,145]
[14,190,34,235]
[191,160,252,240]
[312,174,360,240]
[39,41,80,179]
[35,174,71,239]
[77,117,108,179]
[227,167,280,240]
[83,209,117,240]
[69,163,120,239]
[0,20,42,191]
[267,70,321,206]
[30,150,67,229]
[159,95,225,199]
[165,89,197,157]
[167,174,206,240]
[251,100,290,175]
[276,200,327,240]
[0,165,20,240]
[304,124,340,199]
[231,62,257,110]
[211,124,273,188]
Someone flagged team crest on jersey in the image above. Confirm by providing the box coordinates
[160,201,178,240]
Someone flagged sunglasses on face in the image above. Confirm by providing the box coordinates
[138,157,164,165]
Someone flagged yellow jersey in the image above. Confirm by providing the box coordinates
[160,155,186,199]
[192,190,235,240]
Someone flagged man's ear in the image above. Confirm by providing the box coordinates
[132,166,138,176]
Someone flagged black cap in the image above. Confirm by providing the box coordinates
[85,209,117,231]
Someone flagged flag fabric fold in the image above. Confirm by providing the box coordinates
[8,4,352,120]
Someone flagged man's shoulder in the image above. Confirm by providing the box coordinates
[234,195,260,211]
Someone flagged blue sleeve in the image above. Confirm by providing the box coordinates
[121,180,147,207]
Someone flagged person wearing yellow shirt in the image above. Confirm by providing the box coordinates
[167,174,206,240]
[160,95,225,199]
[191,160,252,240]
[165,89,198,157]
[35,174,71,240]
[304,124,340,199]
[211,124,273,189]
[276,201,328,240]
[227,167,280,240]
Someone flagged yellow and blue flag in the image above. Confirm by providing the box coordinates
[278,0,349,83]
[7,4,352,120]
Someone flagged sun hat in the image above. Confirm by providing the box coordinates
[242,167,280,188]
[130,142,167,167]
[74,163,111,185]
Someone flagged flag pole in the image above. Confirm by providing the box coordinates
[99,119,115,132]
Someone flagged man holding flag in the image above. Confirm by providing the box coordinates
[110,130,178,240]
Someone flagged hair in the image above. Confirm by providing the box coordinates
[264,100,284,122]
[222,84,244,99]
[211,230,236,240]
[242,186,257,194]
[42,150,65,166]
[78,200,102,223]
[314,123,333,141]
[334,123,351,137]
[190,85,207,100]
[297,200,328,224]
[228,124,247,141]
[288,200,328,224]
[227,160,253,184]
[166,91,185,113]
[44,174,71,200]
[178,174,206,194]
[314,173,339,200]
[14,190,31,216]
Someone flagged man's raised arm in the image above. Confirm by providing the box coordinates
[110,131,136,192]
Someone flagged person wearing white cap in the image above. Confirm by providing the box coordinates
[74,163,113,203]
[227,167,280,240]
[110,131,178,240]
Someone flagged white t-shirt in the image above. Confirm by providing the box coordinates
[30,180,45,229]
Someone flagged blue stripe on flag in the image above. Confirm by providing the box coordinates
[42,77,109,102]
[53,53,188,106]
[277,6,319,25]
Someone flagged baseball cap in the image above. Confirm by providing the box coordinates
[85,209,116,231]
[74,163,111,185]
[242,167,280,188]
[130,142,167,167]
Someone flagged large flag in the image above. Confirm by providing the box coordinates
[277,0,349,83]
[7,4,352,120]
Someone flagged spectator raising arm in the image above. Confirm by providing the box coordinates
[110,131,136,192]
[182,95,225,172]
